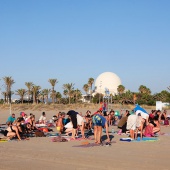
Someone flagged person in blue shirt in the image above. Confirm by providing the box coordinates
[92,111,110,144]
[6,113,16,124]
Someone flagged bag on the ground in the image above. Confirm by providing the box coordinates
[35,131,46,137]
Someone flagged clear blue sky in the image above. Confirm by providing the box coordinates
[0,0,170,98]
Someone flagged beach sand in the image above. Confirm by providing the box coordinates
[0,108,170,170]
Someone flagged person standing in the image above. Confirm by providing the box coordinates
[67,110,85,139]
[67,110,78,140]
[92,112,110,144]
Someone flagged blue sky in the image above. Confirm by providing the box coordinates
[0,0,170,98]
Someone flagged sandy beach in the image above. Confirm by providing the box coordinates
[0,108,170,170]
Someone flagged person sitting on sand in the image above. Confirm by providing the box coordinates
[30,115,37,130]
[6,113,16,124]
[23,114,28,121]
[144,116,161,137]
[3,121,21,141]
[25,123,32,134]
[149,110,156,122]
[16,117,26,136]
[56,112,62,118]
[39,112,46,124]
[117,110,130,134]
[108,110,115,126]
[20,112,26,118]
[160,110,169,125]
[92,111,110,144]
[56,112,66,134]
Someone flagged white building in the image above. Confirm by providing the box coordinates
[94,72,122,95]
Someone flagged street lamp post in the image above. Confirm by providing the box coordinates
[99,81,102,104]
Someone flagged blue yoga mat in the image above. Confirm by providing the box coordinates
[135,137,158,141]
[120,137,158,142]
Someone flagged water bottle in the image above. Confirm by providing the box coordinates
[111,128,114,134]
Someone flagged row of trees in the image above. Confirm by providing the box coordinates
[113,85,170,106]
[0,76,170,106]
[0,76,94,104]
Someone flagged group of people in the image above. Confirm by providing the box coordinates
[1,107,169,143]
[2,112,47,140]
[53,110,110,144]
[1,109,111,144]
[118,109,169,139]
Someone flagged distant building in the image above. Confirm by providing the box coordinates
[81,72,122,102]
[94,72,122,95]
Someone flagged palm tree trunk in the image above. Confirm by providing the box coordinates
[33,93,36,104]
[4,93,7,103]
[22,97,23,104]
[9,91,12,104]
[69,96,70,104]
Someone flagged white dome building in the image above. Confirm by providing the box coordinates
[94,72,121,95]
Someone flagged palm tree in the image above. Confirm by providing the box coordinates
[139,85,151,94]
[41,89,51,103]
[3,76,15,104]
[139,85,145,93]
[73,88,82,103]
[25,82,33,101]
[83,84,89,94]
[48,79,58,103]
[88,78,94,103]
[121,90,133,104]
[56,92,62,104]
[2,92,7,103]
[63,89,68,102]
[32,85,41,104]
[146,88,151,95]
[37,92,44,103]
[117,85,125,95]
[15,89,27,104]
[63,83,74,104]
[50,90,57,103]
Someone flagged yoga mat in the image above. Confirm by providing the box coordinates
[120,138,132,142]
[134,137,158,142]
[0,139,8,142]
[120,137,158,142]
